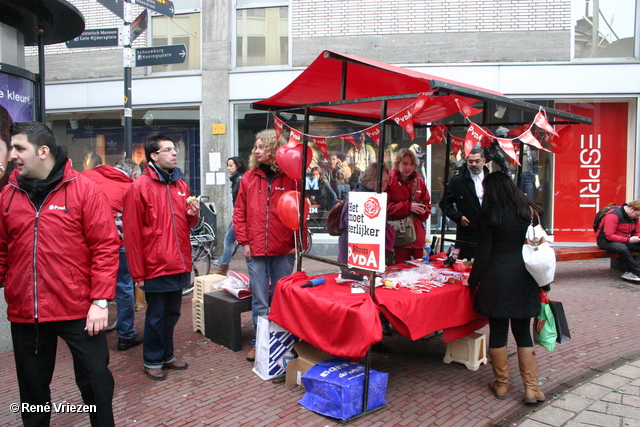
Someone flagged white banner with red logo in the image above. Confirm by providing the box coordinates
[347,192,387,273]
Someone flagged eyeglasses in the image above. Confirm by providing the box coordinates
[155,146,179,154]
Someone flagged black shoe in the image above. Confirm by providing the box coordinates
[118,334,143,351]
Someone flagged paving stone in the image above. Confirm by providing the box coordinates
[592,373,633,389]
[621,418,640,427]
[551,393,594,413]
[613,365,640,379]
[530,405,576,426]
[605,402,640,420]
[574,410,623,427]
[519,419,555,427]
[602,392,623,404]
[573,383,616,400]
[623,395,640,408]
[588,400,609,413]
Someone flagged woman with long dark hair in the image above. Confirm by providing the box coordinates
[468,171,549,404]
[214,156,247,275]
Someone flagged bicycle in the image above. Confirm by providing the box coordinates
[182,216,216,296]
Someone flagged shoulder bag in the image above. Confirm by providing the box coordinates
[388,181,417,249]
[522,211,556,287]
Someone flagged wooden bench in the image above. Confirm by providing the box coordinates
[554,246,619,262]
[554,246,635,272]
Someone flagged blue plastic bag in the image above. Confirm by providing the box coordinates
[298,357,388,421]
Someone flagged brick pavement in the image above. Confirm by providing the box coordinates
[0,258,639,426]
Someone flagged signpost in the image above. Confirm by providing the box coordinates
[134,44,187,67]
[65,28,119,48]
[132,0,175,18]
[130,10,148,44]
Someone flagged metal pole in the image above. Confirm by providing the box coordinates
[297,109,310,271]
[37,27,46,123]
[439,128,452,253]
[124,0,133,159]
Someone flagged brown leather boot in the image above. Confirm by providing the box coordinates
[215,264,229,276]
[517,347,545,404]
[488,347,509,399]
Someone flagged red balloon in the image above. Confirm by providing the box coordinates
[548,125,574,154]
[276,190,309,230]
[275,144,313,180]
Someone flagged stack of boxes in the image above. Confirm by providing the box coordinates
[191,274,226,334]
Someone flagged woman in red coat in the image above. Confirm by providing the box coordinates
[386,149,431,265]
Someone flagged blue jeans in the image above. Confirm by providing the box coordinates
[246,254,295,335]
[143,290,182,369]
[520,172,535,201]
[115,247,136,340]
[218,224,236,266]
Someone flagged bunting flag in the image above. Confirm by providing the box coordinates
[338,133,359,150]
[480,127,495,148]
[507,123,531,136]
[413,91,434,115]
[390,107,415,140]
[519,129,551,152]
[463,122,485,158]
[274,116,285,140]
[451,136,464,157]
[495,138,521,166]
[452,95,483,117]
[288,128,302,146]
[311,136,329,160]
[426,124,447,146]
[533,110,558,136]
[363,125,381,146]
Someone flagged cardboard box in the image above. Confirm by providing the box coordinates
[285,341,333,388]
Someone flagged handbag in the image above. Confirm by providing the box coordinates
[387,182,417,249]
[533,290,557,351]
[388,214,416,248]
[549,300,571,343]
[522,211,556,287]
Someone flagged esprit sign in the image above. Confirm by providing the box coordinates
[553,102,628,243]
[347,192,387,272]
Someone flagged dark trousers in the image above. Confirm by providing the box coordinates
[489,317,533,348]
[597,240,640,276]
[11,320,114,427]
[143,290,182,368]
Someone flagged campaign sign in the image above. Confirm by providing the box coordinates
[347,192,387,273]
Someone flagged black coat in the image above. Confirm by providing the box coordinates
[468,206,541,319]
[439,167,488,259]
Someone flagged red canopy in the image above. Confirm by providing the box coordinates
[253,50,591,126]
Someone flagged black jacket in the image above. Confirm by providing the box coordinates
[438,166,489,259]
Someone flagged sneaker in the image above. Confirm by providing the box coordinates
[621,272,640,283]
[118,334,143,351]
[247,346,256,362]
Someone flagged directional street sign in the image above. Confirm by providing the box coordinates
[97,0,124,20]
[66,28,119,48]
[134,44,187,67]
[132,0,175,18]
[130,10,148,43]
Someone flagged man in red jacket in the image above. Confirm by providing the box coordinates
[83,159,143,351]
[0,122,120,426]
[596,200,640,283]
[122,134,199,381]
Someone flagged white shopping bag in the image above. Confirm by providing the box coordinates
[253,316,297,380]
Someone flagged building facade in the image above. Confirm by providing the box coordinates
[15,0,640,247]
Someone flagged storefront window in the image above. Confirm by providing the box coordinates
[573,0,637,59]
[235,2,289,68]
[151,12,201,72]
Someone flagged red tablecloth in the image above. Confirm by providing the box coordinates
[269,270,488,359]
[375,284,487,343]
[269,271,382,359]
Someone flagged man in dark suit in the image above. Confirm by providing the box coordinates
[439,147,488,260]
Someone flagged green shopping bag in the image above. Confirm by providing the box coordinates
[533,290,557,351]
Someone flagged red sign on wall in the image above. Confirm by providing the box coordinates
[553,102,628,243]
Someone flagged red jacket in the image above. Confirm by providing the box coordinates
[386,169,432,249]
[122,165,197,282]
[0,161,120,323]
[82,165,133,217]
[233,168,301,256]
[83,165,134,244]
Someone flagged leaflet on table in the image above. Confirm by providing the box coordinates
[378,265,469,293]
[346,192,387,273]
